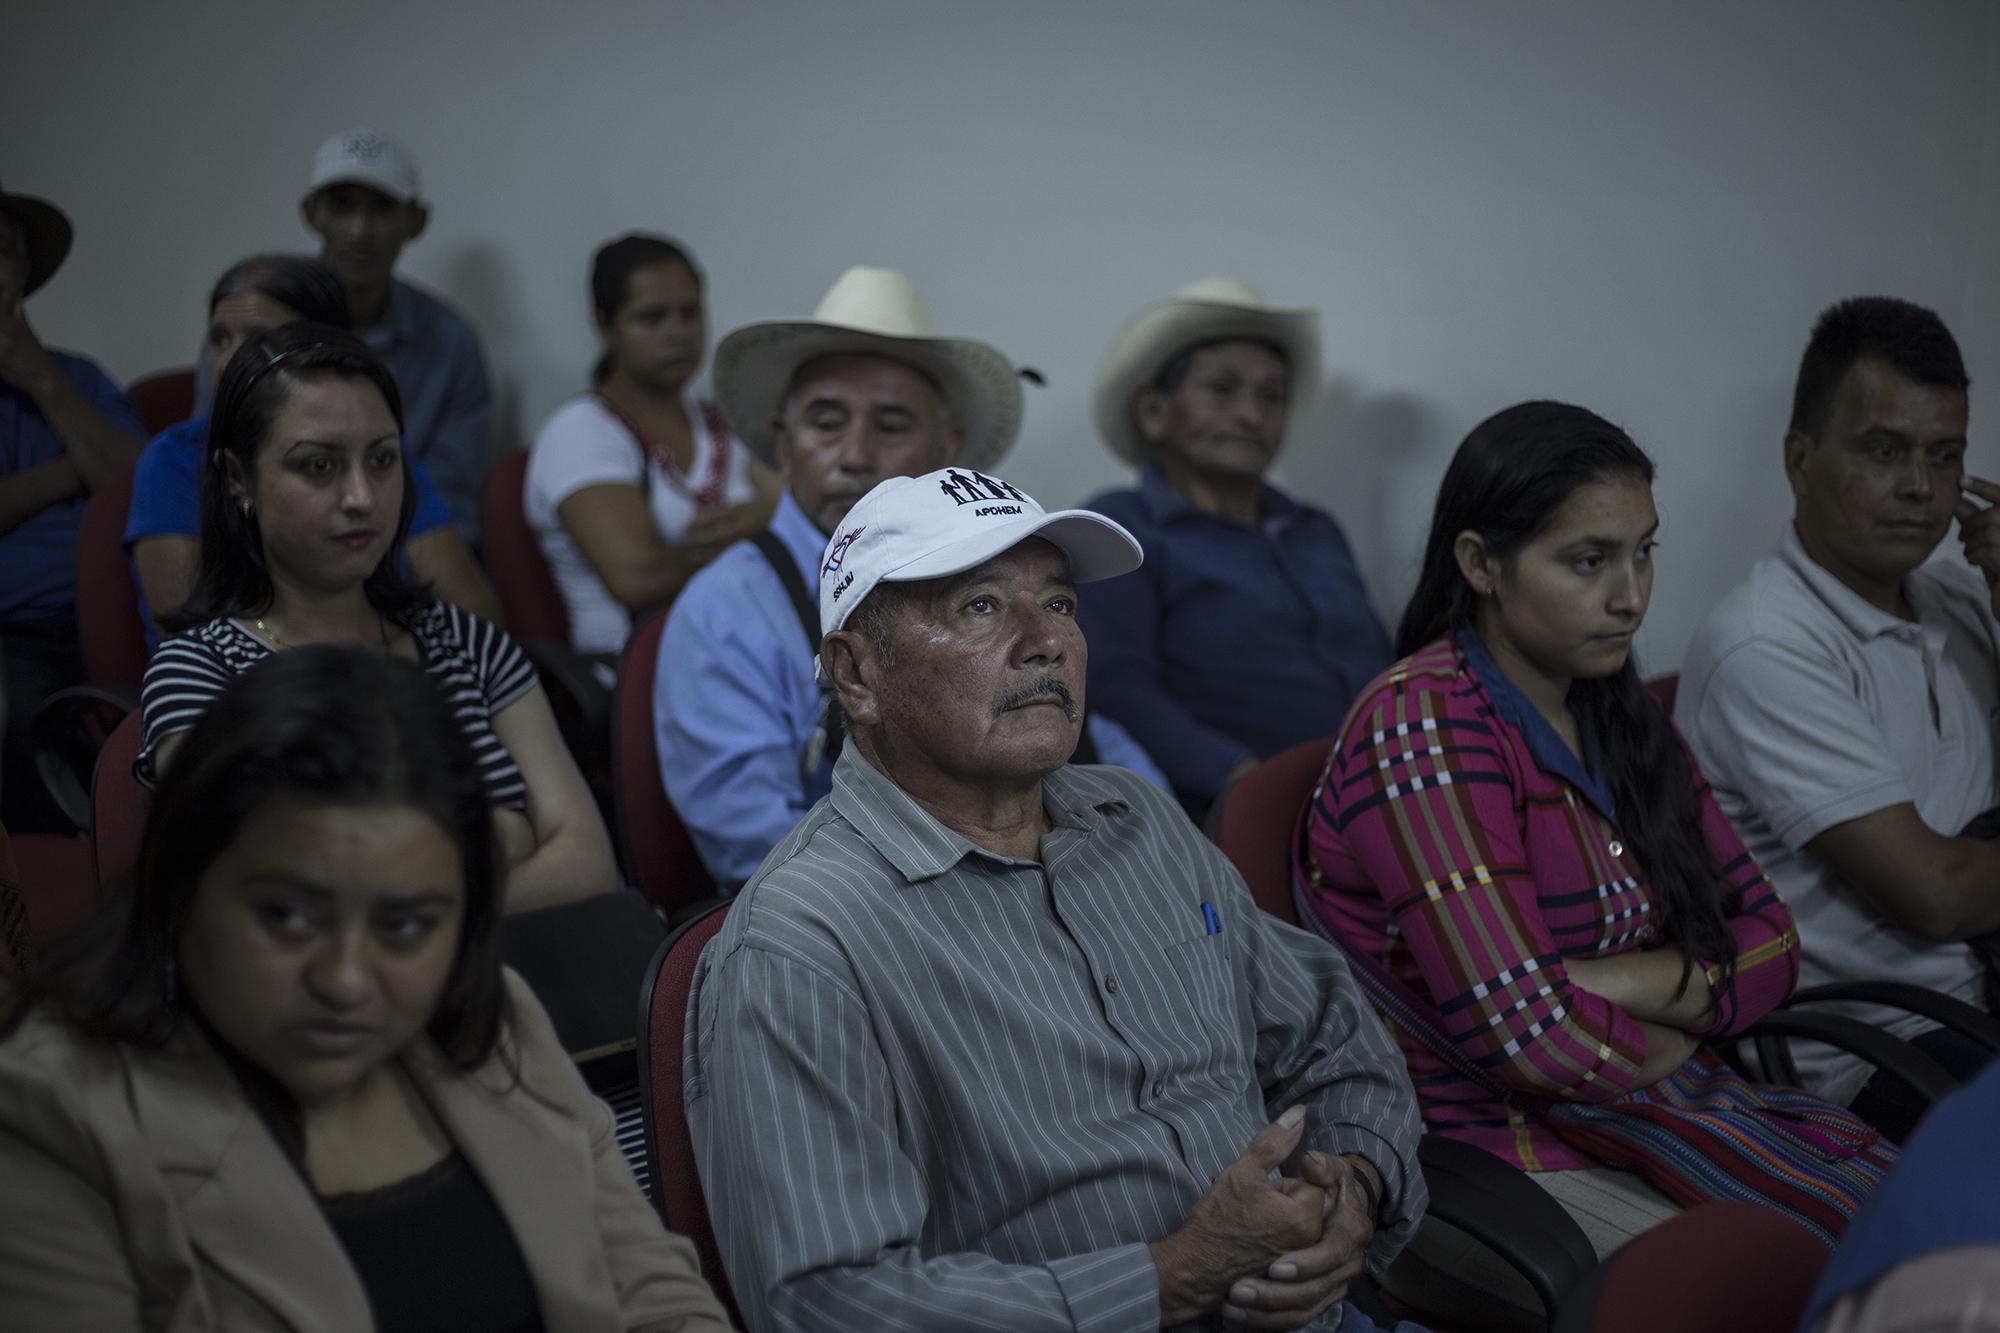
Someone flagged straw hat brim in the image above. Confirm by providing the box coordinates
[714,322,1024,471]
[1091,299,1321,465]
[1,192,73,296]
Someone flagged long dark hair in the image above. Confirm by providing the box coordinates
[1400,400,1735,996]
[207,253,351,328]
[166,322,425,633]
[1,646,509,1070]
[589,231,702,386]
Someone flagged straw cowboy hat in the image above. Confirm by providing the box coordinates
[714,265,1024,469]
[1091,277,1321,465]
[0,181,74,296]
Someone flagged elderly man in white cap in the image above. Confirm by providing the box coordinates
[0,180,145,834]
[1082,279,1391,819]
[687,467,1427,1333]
[654,266,1161,888]
[195,129,494,541]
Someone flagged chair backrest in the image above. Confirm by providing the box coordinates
[91,711,151,887]
[77,460,149,687]
[614,608,718,915]
[125,367,197,438]
[1213,737,1336,929]
[6,828,95,957]
[636,899,738,1321]
[481,449,570,643]
[1645,672,1680,715]
[1552,1200,1827,1333]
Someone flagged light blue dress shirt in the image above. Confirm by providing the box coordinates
[655,490,1170,887]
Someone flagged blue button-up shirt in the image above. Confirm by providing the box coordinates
[1080,466,1391,807]
[194,279,492,544]
[656,490,1170,888]
[1,350,142,624]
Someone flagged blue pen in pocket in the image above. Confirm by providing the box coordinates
[1200,900,1228,961]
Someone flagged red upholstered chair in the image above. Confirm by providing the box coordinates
[1212,736,1334,928]
[636,900,738,1322]
[77,460,149,688]
[481,450,569,643]
[90,711,151,888]
[124,367,196,438]
[1550,1201,1827,1333]
[614,608,718,920]
[7,829,95,954]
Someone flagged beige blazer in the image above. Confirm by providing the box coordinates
[0,971,733,1332]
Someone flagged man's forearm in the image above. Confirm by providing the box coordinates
[25,369,141,491]
[0,456,82,537]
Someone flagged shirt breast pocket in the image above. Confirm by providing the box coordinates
[1157,932,1252,1082]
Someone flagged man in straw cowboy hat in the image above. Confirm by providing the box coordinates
[1081,279,1391,818]
[0,180,145,834]
[687,465,1426,1333]
[655,266,1162,887]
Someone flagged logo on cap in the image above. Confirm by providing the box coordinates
[823,525,866,576]
[938,469,1027,507]
[342,131,389,161]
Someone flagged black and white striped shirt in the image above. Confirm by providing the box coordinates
[686,748,1426,1333]
[137,604,538,809]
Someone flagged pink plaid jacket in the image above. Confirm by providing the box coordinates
[1297,634,1799,1170]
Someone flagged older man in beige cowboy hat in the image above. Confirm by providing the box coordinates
[654,265,1161,887]
[0,180,145,835]
[1079,277,1392,818]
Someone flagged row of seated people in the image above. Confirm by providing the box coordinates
[2,450,1996,1330]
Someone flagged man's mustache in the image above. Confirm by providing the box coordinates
[994,675,1078,721]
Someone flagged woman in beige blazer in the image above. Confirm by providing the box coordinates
[0,645,732,1332]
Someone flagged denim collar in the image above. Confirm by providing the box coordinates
[1133,463,1303,532]
[1457,625,1616,820]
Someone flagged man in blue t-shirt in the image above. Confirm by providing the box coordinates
[0,182,144,832]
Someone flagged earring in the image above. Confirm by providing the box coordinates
[238,500,253,518]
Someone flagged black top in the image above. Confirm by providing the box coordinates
[320,1150,544,1333]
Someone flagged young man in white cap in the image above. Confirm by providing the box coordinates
[0,181,145,833]
[1082,279,1391,819]
[687,466,1426,1333]
[653,266,1161,888]
[207,129,494,542]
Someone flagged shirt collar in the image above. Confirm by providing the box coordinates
[772,489,829,580]
[828,746,1130,884]
[361,281,417,352]
[1134,463,1301,529]
[1777,520,1940,643]
[1457,625,1617,820]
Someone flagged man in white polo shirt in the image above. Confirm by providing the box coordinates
[1678,296,1999,1131]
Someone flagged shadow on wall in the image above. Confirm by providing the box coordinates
[442,240,525,457]
[1277,375,1445,632]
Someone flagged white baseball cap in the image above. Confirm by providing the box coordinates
[818,468,1143,658]
[306,128,422,204]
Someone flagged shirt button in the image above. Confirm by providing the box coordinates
[1152,1079,1165,1097]
[1105,977,1120,995]
[1608,840,1624,858]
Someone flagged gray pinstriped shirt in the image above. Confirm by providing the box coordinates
[685,748,1425,1332]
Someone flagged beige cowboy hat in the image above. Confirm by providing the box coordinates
[1091,277,1321,465]
[0,181,74,296]
[713,265,1024,470]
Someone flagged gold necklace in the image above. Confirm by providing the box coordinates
[251,613,393,648]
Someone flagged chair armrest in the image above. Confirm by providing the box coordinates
[1417,1134,1597,1317]
[1744,1010,1957,1105]
[1788,981,2000,1052]
[28,684,139,835]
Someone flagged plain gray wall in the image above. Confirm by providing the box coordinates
[6,0,1997,668]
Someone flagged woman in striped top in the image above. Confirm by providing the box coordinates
[1297,403,1894,1311]
[138,322,617,913]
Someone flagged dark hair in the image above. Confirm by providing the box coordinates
[1789,296,1969,437]
[1400,400,1736,1001]
[589,232,702,386]
[207,253,351,328]
[167,322,424,632]
[1150,335,1288,397]
[1,646,509,1072]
